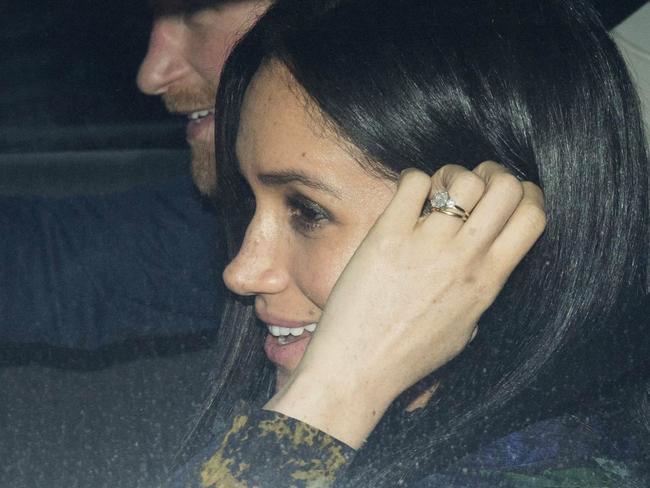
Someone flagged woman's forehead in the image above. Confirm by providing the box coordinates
[240,62,328,138]
[235,63,393,197]
[237,65,345,171]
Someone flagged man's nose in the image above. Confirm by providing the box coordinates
[223,227,290,297]
[136,17,190,95]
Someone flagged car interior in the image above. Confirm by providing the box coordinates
[1,2,214,487]
[1,0,648,487]
[0,0,187,197]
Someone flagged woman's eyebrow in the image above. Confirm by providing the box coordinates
[257,170,342,199]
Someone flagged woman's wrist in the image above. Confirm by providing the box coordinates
[263,366,394,449]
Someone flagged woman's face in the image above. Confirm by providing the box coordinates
[223,62,396,389]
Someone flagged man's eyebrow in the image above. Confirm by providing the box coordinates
[257,170,342,199]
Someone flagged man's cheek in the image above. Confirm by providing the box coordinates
[194,40,230,82]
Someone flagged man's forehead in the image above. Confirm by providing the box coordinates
[150,0,249,16]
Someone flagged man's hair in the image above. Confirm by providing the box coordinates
[150,0,258,16]
[186,0,650,484]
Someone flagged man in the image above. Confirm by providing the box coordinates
[137,0,271,196]
[2,0,271,349]
[2,2,271,488]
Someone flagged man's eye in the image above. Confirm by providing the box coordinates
[287,195,330,234]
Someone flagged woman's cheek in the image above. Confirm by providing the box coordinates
[296,225,371,308]
[297,248,350,309]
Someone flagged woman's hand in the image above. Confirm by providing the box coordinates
[265,162,546,448]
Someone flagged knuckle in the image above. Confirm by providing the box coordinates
[520,202,548,234]
[491,173,523,199]
[473,160,501,178]
[522,181,545,204]
[454,171,486,194]
[435,164,464,188]
[400,168,430,188]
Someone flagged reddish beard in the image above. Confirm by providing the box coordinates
[162,83,215,114]
[163,84,218,196]
[190,132,217,197]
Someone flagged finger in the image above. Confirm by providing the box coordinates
[377,168,432,233]
[489,181,546,275]
[472,160,515,182]
[420,164,486,235]
[457,164,524,248]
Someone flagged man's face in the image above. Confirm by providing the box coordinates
[137,1,271,195]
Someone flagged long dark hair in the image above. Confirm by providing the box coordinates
[187,0,649,485]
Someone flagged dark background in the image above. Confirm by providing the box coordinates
[0,0,643,153]
[1,0,171,132]
[0,1,646,487]
[0,0,188,195]
[1,5,211,487]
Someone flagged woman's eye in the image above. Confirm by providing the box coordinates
[287,195,330,234]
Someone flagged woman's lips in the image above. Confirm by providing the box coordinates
[263,331,313,370]
[256,309,315,328]
[257,311,318,370]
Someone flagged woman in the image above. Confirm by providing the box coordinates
[172,0,649,486]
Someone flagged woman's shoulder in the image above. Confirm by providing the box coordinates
[413,411,649,487]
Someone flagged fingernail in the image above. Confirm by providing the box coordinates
[470,327,478,342]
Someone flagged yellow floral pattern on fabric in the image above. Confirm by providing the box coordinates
[200,414,251,487]
[258,416,349,484]
[170,408,648,488]
[199,404,353,488]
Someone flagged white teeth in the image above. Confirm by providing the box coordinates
[266,322,318,337]
[188,109,215,121]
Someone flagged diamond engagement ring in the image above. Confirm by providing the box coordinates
[429,191,470,221]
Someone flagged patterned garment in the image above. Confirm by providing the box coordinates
[168,402,648,488]
[170,402,354,488]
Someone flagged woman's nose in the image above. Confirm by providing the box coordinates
[136,17,191,95]
[223,228,290,297]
